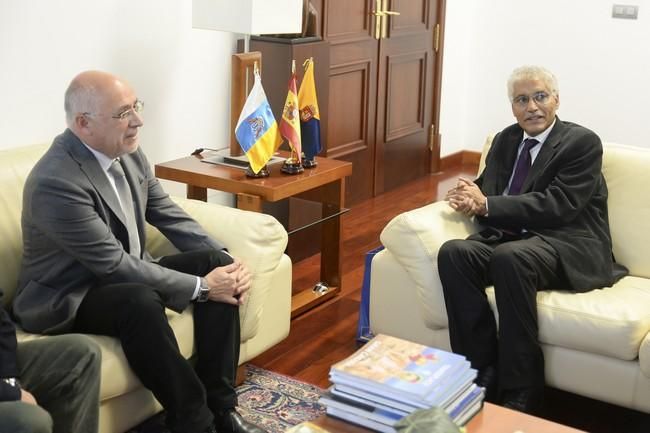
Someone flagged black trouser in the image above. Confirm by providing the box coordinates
[74,249,239,433]
[438,235,569,391]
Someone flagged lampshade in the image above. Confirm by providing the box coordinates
[192,0,303,35]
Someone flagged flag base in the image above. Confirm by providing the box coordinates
[281,158,304,175]
[245,164,270,178]
[301,158,318,169]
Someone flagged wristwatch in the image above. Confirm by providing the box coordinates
[196,278,210,303]
[2,377,20,388]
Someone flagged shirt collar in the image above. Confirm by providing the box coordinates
[522,118,556,146]
[82,142,116,172]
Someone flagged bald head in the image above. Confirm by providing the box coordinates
[64,71,129,127]
[64,70,143,158]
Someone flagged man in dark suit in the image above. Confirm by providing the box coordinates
[439,65,624,413]
[0,289,101,433]
[14,71,267,433]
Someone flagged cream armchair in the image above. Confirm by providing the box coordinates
[0,144,292,433]
[369,137,650,413]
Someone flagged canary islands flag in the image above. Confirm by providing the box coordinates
[279,63,302,161]
[235,72,282,174]
[298,58,321,160]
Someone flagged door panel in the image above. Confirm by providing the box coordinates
[327,63,371,157]
[325,0,440,203]
[385,52,426,141]
[374,1,435,194]
[325,0,378,204]
[391,0,429,33]
[326,0,370,38]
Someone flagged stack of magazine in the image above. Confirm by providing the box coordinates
[320,334,484,432]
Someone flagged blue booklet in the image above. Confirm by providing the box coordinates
[330,334,471,405]
[319,391,406,426]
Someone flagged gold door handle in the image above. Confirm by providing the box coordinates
[372,1,401,40]
[379,1,400,39]
[371,0,386,40]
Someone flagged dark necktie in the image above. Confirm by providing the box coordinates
[109,160,141,257]
[508,138,539,195]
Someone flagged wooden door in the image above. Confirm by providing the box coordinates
[323,0,443,204]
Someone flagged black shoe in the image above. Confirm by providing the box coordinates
[214,408,267,433]
[501,387,543,414]
[475,365,498,403]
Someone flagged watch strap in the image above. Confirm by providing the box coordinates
[196,278,210,302]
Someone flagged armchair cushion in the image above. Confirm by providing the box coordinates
[379,201,478,329]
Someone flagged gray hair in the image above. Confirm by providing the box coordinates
[64,80,99,127]
[507,66,559,101]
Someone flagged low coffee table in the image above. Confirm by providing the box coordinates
[310,402,585,432]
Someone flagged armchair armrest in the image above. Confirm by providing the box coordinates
[145,198,288,341]
[379,200,480,328]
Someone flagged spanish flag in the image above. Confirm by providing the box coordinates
[298,58,321,160]
[279,60,302,162]
[235,71,282,174]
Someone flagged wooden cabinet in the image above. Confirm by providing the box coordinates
[250,36,330,154]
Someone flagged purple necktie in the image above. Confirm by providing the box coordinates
[508,138,538,195]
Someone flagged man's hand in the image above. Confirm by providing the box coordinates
[204,258,252,306]
[21,389,38,405]
[445,177,488,217]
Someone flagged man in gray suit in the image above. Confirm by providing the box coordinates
[14,71,267,433]
[439,66,625,414]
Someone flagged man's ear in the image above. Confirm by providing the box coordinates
[74,113,91,135]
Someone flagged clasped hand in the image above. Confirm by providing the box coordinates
[203,257,252,306]
[445,177,488,217]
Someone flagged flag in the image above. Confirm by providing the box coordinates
[279,62,302,162]
[235,71,282,174]
[298,58,321,160]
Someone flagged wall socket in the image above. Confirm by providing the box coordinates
[612,4,639,19]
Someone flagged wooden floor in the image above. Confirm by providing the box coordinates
[249,166,650,433]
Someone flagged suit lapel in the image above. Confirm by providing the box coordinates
[522,119,564,192]
[61,130,129,229]
[495,128,524,195]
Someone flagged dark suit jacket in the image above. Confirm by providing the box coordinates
[14,129,225,334]
[0,291,20,401]
[472,118,622,292]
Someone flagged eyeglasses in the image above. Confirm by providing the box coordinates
[512,92,552,108]
[83,99,144,121]
[112,99,144,120]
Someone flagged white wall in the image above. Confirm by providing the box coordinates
[3,1,648,165]
[441,0,650,155]
[0,0,239,199]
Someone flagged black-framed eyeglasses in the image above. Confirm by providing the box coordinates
[83,99,144,121]
[512,92,551,108]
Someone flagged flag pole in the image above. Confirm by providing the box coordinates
[280,59,304,175]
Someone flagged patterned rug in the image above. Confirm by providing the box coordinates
[236,365,326,432]
[128,365,326,433]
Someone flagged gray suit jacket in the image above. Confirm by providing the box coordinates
[14,129,224,334]
[472,118,625,291]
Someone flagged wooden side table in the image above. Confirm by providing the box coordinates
[155,151,352,316]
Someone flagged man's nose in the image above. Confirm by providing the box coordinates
[526,99,540,111]
[130,110,144,127]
